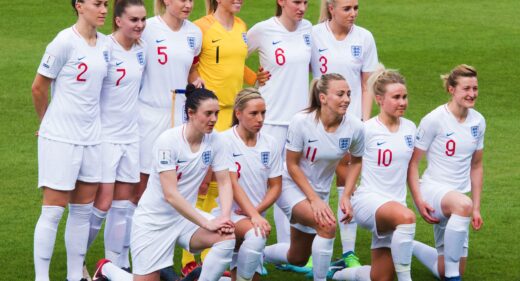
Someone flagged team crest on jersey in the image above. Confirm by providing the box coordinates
[404,135,414,148]
[202,150,211,166]
[242,32,248,44]
[303,34,311,46]
[159,149,171,165]
[187,36,196,50]
[339,138,351,151]
[136,52,145,66]
[471,126,479,138]
[103,50,110,62]
[351,45,362,58]
[261,152,270,167]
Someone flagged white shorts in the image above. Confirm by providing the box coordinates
[101,142,140,183]
[38,137,101,190]
[261,124,288,160]
[131,210,213,275]
[352,189,405,249]
[420,182,469,256]
[276,177,330,234]
[138,102,171,174]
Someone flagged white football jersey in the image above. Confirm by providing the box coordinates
[311,22,378,120]
[222,126,283,212]
[100,36,146,143]
[247,17,312,125]
[357,117,416,204]
[416,104,486,192]
[138,17,202,126]
[134,125,230,229]
[37,26,110,145]
[284,111,365,193]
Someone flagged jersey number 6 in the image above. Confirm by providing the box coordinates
[275,48,286,66]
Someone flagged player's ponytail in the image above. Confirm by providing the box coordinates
[113,0,145,32]
[205,0,218,14]
[71,0,83,16]
[319,0,333,23]
[184,84,218,121]
[441,64,477,93]
[367,64,405,105]
[276,0,282,16]
[307,73,346,120]
[154,0,166,16]
[232,88,264,126]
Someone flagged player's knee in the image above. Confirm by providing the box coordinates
[317,223,336,238]
[454,197,473,217]
[398,209,416,225]
[288,255,309,266]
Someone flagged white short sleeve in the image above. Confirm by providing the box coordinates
[349,125,365,157]
[361,33,378,73]
[37,36,70,79]
[285,115,305,152]
[415,114,438,151]
[153,132,178,173]
[246,24,261,55]
[477,118,486,150]
[211,134,231,172]
[268,142,283,178]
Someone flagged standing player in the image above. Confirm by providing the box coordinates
[31,1,110,280]
[311,0,379,265]
[94,85,236,281]
[408,65,485,281]
[247,0,313,252]
[263,74,365,281]
[86,0,146,272]
[130,0,203,273]
[333,68,416,281]
[219,88,283,281]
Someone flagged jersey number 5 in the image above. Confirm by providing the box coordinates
[157,46,168,65]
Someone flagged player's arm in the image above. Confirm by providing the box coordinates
[244,66,270,87]
[31,74,52,122]
[338,155,362,223]
[361,71,373,121]
[188,58,204,88]
[470,149,484,230]
[214,169,233,219]
[407,148,439,224]
[287,149,335,226]
[256,176,282,214]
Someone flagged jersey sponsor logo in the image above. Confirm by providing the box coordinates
[471,126,479,138]
[446,132,455,137]
[242,32,248,44]
[212,39,221,43]
[377,141,386,146]
[115,61,124,66]
[155,39,165,43]
[272,40,282,45]
[261,151,270,167]
[103,51,110,63]
[318,48,328,53]
[404,135,414,148]
[176,159,187,164]
[136,52,145,66]
[187,36,196,50]
[78,56,86,61]
[233,153,243,157]
[159,149,171,165]
[303,34,311,47]
[308,139,318,143]
[202,150,212,166]
[339,138,351,150]
[351,45,362,58]
[42,53,56,69]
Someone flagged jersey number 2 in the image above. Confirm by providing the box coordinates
[76,63,88,82]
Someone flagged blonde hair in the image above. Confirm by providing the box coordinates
[154,0,166,15]
[232,88,264,126]
[367,64,406,100]
[441,64,477,93]
[205,0,217,14]
[307,73,346,120]
[319,0,334,23]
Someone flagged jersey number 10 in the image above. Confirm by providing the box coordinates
[377,149,392,167]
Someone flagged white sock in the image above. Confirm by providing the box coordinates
[102,261,132,281]
[337,186,357,254]
[104,200,128,267]
[332,265,371,281]
[412,240,440,278]
[119,201,135,268]
[87,207,107,249]
[199,239,235,281]
[34,206,64,281]
[274,205,291,243]
[237,229,266,280]
[65,203,93,281]
[263,243,289,264]
[444,214,470,278]
[312,235,334,281]
[391,224,415,281]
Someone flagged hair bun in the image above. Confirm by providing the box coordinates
[185,84,197,98]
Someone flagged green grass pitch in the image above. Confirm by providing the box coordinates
[1,0,519,280]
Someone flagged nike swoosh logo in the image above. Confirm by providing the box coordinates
[212,39,221,43]
[156,39,165,43]
[233,153,243,157]
[115,61,123,66]
[308,139,318,143]
[318,48,328,53]
[177,160,187,163]
[272,41,282,45]
[78,56,86,61]
[377,142,386,146]
[446,132,455,137]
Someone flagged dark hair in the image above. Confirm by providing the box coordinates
[113,0,145,31]
[276,0,282,16]
[184,84,218,120]
[307,73,346,120]
[71,0,83,15]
